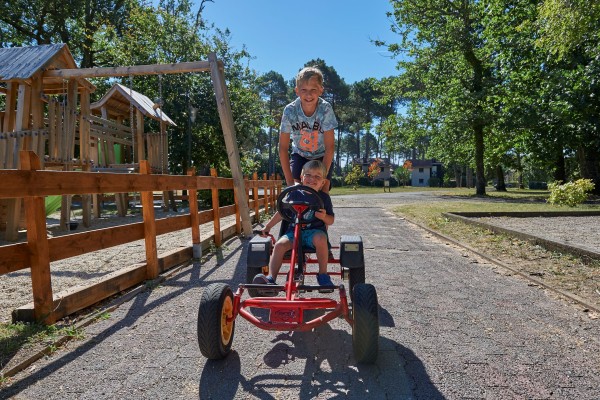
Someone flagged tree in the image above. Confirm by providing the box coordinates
[256,71,289,175]
[383,0,496,195]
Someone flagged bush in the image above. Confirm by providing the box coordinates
[330,175,344,187]
[373,177,399,187]
[344,165,365,190]
[547,179,595,207]
[358,176,371,186]
[528,181,548,190]
[428,177,442,187]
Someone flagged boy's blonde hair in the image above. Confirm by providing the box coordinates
[302,160,327,177]
[296,66,324,88]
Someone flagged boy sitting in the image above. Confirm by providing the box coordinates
[253,160,335,291]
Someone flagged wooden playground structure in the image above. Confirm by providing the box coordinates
[0,44,266,324]
[0,44,253,239]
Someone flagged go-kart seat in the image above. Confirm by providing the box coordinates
[277,219,335,261]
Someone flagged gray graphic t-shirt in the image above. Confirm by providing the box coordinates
[280,97,338,159]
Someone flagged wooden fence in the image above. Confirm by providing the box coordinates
[0,151,281,324]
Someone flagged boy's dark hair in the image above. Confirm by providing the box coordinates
[302,160,327,177]
[296,66,324,87]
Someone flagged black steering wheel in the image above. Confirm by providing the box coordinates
[277,185,325,224]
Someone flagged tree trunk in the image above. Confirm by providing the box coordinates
[454,165,462,188]
[553,147,566,183]
[495,165,506,191]
[335,126,342,175]
[474,125,486,195]
[577,145,600,195]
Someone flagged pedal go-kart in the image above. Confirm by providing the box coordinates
[197,185,379,364]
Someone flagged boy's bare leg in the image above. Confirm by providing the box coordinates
[269,237,292,280]
[312,232,329,274]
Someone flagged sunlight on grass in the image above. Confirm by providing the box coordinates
[1,322,85,366]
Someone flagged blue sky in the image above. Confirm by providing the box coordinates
[201,0,401,84]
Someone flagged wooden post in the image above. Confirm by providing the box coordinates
[81,163,92,227]
[60,168,72,231]
[253,172,259,223]
[67,79,78,161]
[208,52,252,237]
[31,76,45,166]
[210,168,221,247]
[140,160,159,279]
[187,167,201,262]
[20,151,55,324]
[234,186,241,234]
[79,88,91,164]
[135,109,144,162]
[80,92,92,227]
[263,173,269,214]
[5,84,31,241]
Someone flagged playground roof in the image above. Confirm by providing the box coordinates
[0,43,95,94]
[90,83,176,126]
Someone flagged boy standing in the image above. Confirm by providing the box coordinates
[279,66,338,193]
[254,160,335,290]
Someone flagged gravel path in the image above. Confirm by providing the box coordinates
[1,191,599,323]
[1,205,599,398]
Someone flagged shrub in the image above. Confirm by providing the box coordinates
[373,177,399,187]
[528,181,548,190]
[344,165,365,190]
[547,179,595,207]
[330,175,344,187]
[428,177,442,187]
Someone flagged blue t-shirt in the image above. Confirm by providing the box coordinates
[280,97,338,159]
[285,190,334,233]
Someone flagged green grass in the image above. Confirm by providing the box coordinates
[329,185,552,198]
[1,322,85,369]
[330,185,451,195]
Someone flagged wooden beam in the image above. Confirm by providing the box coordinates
[42,60,215,79]
[140,160,159,279]
[188,168,202,261]
[208,52,253,237]
[20,151,55,324]
[210,168,221,247]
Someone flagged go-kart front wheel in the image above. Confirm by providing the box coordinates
[352,283,379,364]
[347,267,365,301]
[197,283,235,359]
[246,266,265,298]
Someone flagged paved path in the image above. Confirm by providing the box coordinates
[2,204,599,399]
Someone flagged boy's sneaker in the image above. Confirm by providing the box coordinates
[317,273,334,293]
[285,267,304,283]
[252,273,278,296]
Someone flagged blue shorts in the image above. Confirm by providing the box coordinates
[283,228,327,250]
[290,153,333,182]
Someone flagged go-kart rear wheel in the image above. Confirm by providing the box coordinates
[348,267,365,301]
[197,283,235,359]
[352,283,379,364]
[246,266,265,298]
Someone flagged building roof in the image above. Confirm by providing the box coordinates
[90,83,176,126]
[353,157,392,166]
[410,159,442,167]
[0,43,94,93]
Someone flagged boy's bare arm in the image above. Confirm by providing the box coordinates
[322,129,335,175]
[278,133,294,185]
[262,212,283,234]
[315,209,334,226]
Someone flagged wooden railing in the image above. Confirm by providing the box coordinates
[0,151,281,324]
